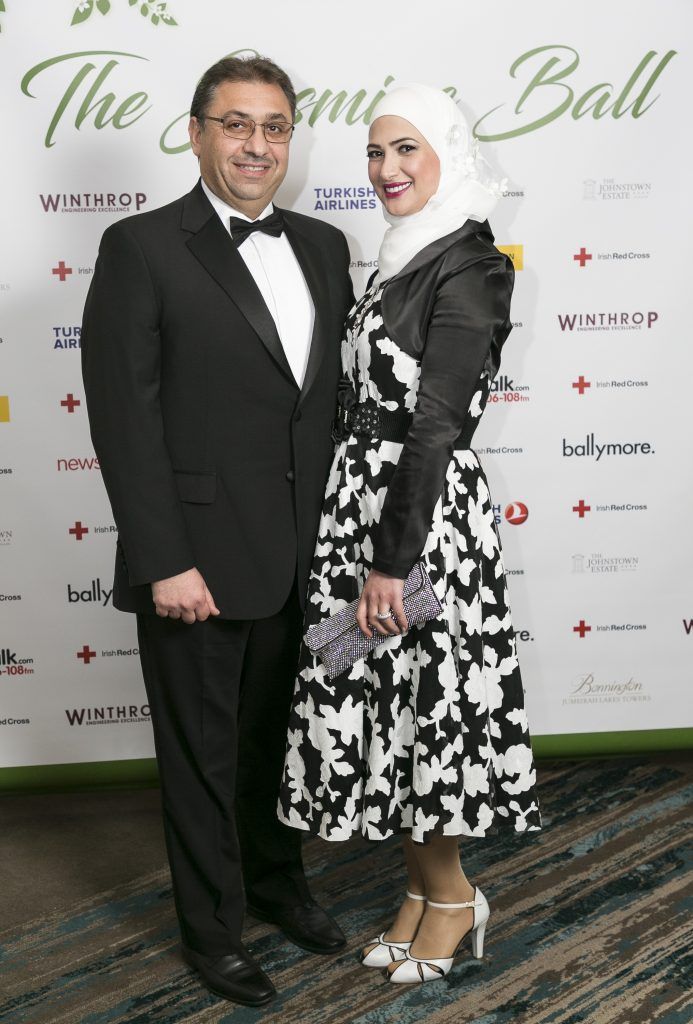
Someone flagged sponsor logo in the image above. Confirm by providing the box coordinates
[53,326,81,350]
[57,456,100,472]
[0,529,11,546]
[40,191,147,214]
[574,246,651,265]
[487,374,530,405]
[475,445,524,456]
[313,186,377,211]
[505,568,525,576]
[0,594,21,602]
[0,717,31,725]
[350,259,377,270]
[67,522,117,542]
[572,376,649,394]
[562,434,654,460]
[563,672,651,706]
[573,619,646,638]
[572,500,647,517]
[583,178,652,200]
[51,261,72,281]
[60,393,81,413]
[0,396,10,422]
[501,185,525,198]
[505,502,529,525]
[76,645,138,665]
[514,629,534,642]
[473,46,677,141]
[0,648,35,677]
[572,553,639,573]
[683,619,693,635]
[65,704,151,726]
[67,579,112,606]
[496,244,523,269]
[557,310,658,331]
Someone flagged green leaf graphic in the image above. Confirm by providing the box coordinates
[96,0,111,13]
[71,2,94,25]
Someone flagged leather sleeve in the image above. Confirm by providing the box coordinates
[371,255,514,579]
[81,223,196,586]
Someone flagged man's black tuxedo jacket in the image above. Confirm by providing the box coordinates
[81,180,354,619]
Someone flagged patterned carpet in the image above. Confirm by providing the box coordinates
[1,755,691,1024]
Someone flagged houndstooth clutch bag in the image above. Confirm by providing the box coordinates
[304,561,443,679]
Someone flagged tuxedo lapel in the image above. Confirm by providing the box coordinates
[181,184,297,387]
[281,211,330,406]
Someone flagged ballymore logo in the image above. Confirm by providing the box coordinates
[557,310,658,332]
[562,434,654,460]
[67,578,113,606]
[40,191,147,214]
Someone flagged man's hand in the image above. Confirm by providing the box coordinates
[151,568,221,624]
[356,570,408,638]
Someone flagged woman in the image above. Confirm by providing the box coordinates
[277,83,542,985]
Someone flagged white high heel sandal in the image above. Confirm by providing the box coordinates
[360,890,427,967]
[386,886,490,984]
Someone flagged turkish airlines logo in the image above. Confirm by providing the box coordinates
[505,502,529,525]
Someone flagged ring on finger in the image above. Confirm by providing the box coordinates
[375,608,393,620]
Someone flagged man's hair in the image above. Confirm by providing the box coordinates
[190,55,296,122]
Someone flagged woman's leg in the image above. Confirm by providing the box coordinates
[361,836,427,955]
[386,834,476,973]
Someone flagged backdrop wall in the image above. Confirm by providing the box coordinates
[1,0,691,786]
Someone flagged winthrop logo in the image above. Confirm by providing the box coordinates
[562,434,654,460]
[65,704,151,726]
[40,192,147,213]
[557,311,658,331]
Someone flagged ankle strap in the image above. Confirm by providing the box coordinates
[406,890,427,902]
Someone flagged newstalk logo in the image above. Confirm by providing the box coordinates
[57,456,100,472]
[562,435,654,460]
[557,310,658,332]
[488,375,530,405]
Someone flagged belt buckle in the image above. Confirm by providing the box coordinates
[350,399,381,443]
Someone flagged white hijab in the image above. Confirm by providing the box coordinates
[371,83,505,281]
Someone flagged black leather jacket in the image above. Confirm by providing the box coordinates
[369,219,515,579]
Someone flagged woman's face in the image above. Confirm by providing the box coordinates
[367,115,441,217]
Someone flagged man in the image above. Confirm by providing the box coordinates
[81,55,354,1007]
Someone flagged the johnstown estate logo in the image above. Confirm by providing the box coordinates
[572,553,639,574]
[562,434,654,460]
[583,177,652,200]
[564,673,651,706]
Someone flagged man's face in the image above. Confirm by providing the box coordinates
[189,79,293,218]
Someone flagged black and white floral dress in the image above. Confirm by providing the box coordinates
[277,235,542,844]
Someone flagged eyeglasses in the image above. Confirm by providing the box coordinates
[203,115,295,143]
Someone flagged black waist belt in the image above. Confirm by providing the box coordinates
[331,398,412,444]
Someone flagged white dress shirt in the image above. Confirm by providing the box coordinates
[200,178,315,387]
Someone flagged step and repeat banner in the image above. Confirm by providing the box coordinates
[1,1,691,774]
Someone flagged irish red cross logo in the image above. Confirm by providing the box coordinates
[69,521,89,541]
[61,393,81,413]
[572,376,591,395]
[573,248,592,268]
[52,261,73,282]
[572,500,591,518]
[77,645,96,664]
[573,620,591,638]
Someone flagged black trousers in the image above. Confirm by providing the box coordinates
[136,577,309,955]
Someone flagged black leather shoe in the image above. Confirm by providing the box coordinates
[182,944,276,1006]
[246,898,347,954]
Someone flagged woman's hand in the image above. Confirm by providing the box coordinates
[356,570,409,638]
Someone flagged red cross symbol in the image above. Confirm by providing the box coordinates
[573,247,592,268]
[572,376,591,395]
[52,261,73,281]
[77,645,96,664]
[573,620,591,638]
[572,500,591,518]
[69,521,89,541]
[61,393,81,413]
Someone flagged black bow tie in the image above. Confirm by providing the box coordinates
[229,209,284,246]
